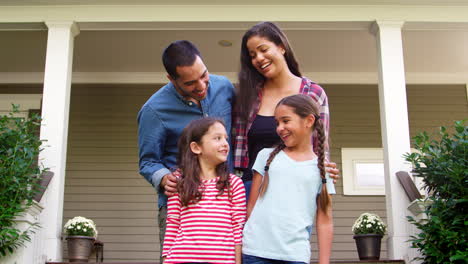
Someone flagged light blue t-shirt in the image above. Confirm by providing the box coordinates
[242,148,336,262]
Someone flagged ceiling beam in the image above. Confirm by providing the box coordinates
[1,72,467,85]
[1,5,468,25]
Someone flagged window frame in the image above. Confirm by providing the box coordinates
[342,148,385,196]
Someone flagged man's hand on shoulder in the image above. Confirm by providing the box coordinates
[325,161,340,184]
[160,172,178,196]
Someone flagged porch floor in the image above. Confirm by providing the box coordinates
[47,260,405,264]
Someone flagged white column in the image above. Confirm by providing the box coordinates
[39,21,79,262]
[371,21,412,260]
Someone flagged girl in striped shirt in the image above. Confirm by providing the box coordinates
[162,118,246,264]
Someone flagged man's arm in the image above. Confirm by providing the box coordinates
[137,105,171,191]
[162,170,179,196]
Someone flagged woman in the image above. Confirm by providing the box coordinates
[233,21,338,197]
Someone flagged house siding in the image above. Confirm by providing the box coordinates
[62,84,161,262]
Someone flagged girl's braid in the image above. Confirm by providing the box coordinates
[315,117,330,213]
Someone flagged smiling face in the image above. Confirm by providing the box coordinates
[246,35,288,79]
[275,104,315,149]
[169,55,210,102]
[190,122,229,167]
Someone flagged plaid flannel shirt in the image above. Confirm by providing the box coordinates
[232,77,330,169]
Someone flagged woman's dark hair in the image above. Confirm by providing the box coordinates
[237,21,302,121]
[177,117,230,206]
[162,40,201,80]
[259,94,330,213]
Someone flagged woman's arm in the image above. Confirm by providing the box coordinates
[316,195,333,264]
[246,171,263,218]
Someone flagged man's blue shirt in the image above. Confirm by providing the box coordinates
[137,74,235,207]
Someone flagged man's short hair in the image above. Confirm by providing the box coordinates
[162,40,202,80]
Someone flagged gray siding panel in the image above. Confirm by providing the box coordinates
[63,84,160,262]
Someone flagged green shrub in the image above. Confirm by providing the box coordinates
[405,120,467,264]
[0,105,45,257]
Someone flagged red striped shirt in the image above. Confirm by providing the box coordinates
[162,174,246,264]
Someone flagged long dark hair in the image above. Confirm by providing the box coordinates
[237,21,302,122]
[259,94,330,213]
[177,117,230,206]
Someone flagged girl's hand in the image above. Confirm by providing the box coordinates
[325,162,340,184]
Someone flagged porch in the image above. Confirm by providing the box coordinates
[47,260,405,264]
[1,1,468,263]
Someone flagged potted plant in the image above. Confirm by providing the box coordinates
[0,105,45,257]
[63,216,98,263]
[405,121,467,264]
[352,212,387,260]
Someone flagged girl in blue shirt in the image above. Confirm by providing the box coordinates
[243,94,335,264]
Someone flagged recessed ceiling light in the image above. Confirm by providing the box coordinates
[218,40,233,47]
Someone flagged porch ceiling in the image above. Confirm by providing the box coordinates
[1,0,468,5]
[1,24,467,78]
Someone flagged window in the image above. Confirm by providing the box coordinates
[342,148,385,195]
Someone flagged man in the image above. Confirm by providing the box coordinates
[137,40,235,254]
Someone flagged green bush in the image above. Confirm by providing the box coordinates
[0,105,45,257]
[405,120,467,264]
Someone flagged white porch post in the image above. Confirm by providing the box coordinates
[39,21,79,261]
[372,21,412,260]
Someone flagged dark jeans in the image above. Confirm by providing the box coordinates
[242,254,307,264]
[244,180,252,201]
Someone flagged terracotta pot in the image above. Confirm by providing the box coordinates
[66,236,95,262]
[353,234,383,260]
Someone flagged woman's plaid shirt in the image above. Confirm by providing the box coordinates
[232,77,330,169]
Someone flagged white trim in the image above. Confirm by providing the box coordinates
[78,21,374,31]
[1,71,468,84]
[2,20,468,32]
[45,21,80,36]
[1,5,468,24]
